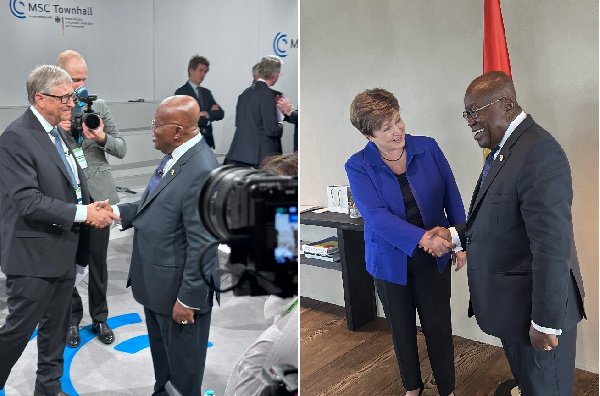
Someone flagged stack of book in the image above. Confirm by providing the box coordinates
[301,236,340,262]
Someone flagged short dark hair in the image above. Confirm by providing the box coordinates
[350,88,400,137]
[188,55,210,75]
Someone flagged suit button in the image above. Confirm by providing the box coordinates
[466,238,471,244]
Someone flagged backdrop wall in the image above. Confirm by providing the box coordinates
[299,0,598,373]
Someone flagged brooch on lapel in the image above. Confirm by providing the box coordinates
[170,169,175,175]
[499,154,504,162]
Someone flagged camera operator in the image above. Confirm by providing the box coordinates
[224,152,298,396]
[56,50,127,348]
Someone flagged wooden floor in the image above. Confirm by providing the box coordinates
[300,297,599,396]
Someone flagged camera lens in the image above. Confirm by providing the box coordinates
[82,113,101,130]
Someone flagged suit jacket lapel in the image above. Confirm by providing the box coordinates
[137,141,202,213]
[468,115,534,220]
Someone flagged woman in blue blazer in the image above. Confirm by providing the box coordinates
[345,89,466,396]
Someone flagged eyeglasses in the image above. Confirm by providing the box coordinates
[151,119,180,129]
[41,92,74,104]
[462,97,505,121]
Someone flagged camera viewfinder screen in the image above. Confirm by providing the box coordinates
[274,206,298,264]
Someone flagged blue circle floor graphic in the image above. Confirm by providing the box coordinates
[0,313,213,395]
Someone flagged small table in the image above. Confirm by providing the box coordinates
[300,210,377,331]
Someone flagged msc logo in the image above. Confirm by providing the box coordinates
[273,32,298,58]
[9,0,26,18]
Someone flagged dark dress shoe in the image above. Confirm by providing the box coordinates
[92,321,114,344]
[34,390,71,396]
[66,324,80,348]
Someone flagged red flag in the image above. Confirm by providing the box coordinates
[483,0,511,78]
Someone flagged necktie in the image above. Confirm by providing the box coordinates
[50,128,77,190]
[480,146,500,186]
[147,154,172,196]
[196,86,205,110]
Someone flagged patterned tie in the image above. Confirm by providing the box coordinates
[480,146,500,186]
[147,154,172,196]
[50,128,77,189]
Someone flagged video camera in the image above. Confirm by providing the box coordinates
[198,165,298,298]
[70,86,101,141]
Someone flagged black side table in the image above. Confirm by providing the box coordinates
[300,210,377,331]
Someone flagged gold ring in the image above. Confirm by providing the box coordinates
[544,346,552,351]
[181,320,188,325]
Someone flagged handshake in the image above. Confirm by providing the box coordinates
[418,226,466,271]
[85,200,121,228]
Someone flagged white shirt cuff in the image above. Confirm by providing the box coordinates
[74,205,87,222]
[532,320,562,335]
[449,226,463,252]
[178,298,199,310]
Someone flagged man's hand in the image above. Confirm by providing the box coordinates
[172,300,195,325]
[276,96,294,116]
[199,111,209,118]
[58,119,71,132]
[82,117,106,142]
[419,231,454,257]
[426,226,452,242]
[210,104,220,111]
[529,324,559,351]
[86,200,120,228]
[452,251,467,271]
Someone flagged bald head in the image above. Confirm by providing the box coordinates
[152,96,200,154]
[466,71,517,104]
[56,50,88,89]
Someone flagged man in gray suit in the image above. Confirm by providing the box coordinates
[115,95,219,395]
[56,50,127,347]
[432,71,585,395]
[0,65,118,396]
[225,55,284,167]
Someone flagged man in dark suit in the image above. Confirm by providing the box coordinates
[56,49,128,348]
[225,55,284,167]
[174,55,224,149]
[434,71,585,395]
[0,65,118,396]
[115,95,219,395]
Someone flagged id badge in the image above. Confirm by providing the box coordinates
[72,147,88,169]
[76,186,83,204]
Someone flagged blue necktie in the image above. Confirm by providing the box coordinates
[50,128,77,190]
[480,146,500,186]
[147,154,172,196]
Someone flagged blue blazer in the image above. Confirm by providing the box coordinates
[345,134,465,285]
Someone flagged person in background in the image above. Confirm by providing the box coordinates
[175,55,224,150]
[224,55,284,167]
[0,65,118,396]
[432,71,585,396]
[224,152,298,396]
[276,97,298,152]
[56,49,127,348]
[345,88,465,396]
[115,95,219,395]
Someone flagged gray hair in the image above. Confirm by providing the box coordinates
[257,55,282,80]
[27,65,72,105]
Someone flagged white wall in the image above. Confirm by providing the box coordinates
[299,0,598,373]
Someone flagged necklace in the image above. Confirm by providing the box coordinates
[379,147,405,162]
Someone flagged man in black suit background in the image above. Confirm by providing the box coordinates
[175,55,224,149]
[0,65,118,396]
[432,71,585,396]
[224,55,284,167]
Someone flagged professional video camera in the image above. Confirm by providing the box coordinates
[70,86,101,142]
[198,165,298,298]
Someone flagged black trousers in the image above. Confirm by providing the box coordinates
[374,251,454,396]
[71,225,110,325]
[501,325,578,396]
[145,306,212,396]
[0,267,75,394]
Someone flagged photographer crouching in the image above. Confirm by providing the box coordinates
[56,50,127,348]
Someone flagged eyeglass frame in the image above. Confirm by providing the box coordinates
[151,119,181,129]
[41,92,75,104]
[462,97,506,122]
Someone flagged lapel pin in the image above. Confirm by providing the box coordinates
[499,154,504,162]
[171,169,175,175]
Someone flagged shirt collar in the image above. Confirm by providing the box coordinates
[494,111,527,159]
[30,105,55,133]
[170,132,202,164]
[187,80,200,91]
